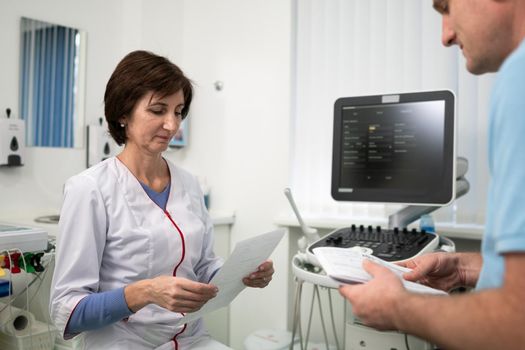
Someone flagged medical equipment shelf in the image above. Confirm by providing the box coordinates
[0,224,48,253]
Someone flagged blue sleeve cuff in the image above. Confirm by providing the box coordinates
[65,287,133,336]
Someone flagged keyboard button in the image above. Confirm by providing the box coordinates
[315,225,437,262]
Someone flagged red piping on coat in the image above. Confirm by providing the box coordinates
[165,211,186,276]
[164,210,187,349]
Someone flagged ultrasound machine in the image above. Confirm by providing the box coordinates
[287,90,469,350]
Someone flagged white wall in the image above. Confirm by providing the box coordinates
[1,0,292,348]
[0,0,147,217]
[169,1,292,348]
[131,0,294,346]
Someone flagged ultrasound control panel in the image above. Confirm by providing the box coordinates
[307,224,439,262]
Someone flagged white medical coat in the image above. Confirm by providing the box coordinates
[50,157,223,350]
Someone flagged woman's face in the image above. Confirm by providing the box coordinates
[123,90,185,155]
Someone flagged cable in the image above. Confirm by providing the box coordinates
[0,249,15,329]
[31,252,56,348]
[27,258,52,307]
[0,249,35,350]
[327,288,341,350]
[304,283,316,347]
[405,333,411,350]
[313,285,330,350]
[32,254,56,350]
[0,249,56,348]
[0,252,54,313]
[16,248,34,350]
[290,277,304,350]
[297,279,304,350]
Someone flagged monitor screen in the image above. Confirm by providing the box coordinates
[331,90,455,205]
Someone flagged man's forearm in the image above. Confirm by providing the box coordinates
[393,288,524,350]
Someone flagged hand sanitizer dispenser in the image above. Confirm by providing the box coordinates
[0,108,25,167]
[86,118,119,168]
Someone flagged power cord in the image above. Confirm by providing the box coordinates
[0,252,54,313]
[0,249,56,349]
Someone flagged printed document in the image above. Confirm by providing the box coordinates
[313,247,447,296]
[175,229,285,325]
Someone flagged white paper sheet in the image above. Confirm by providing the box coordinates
[175,229,285,326]
[313,247,447,296]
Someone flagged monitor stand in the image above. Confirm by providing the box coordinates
[388,157,469,229]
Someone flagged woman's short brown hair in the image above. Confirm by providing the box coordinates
[104,50,193,145]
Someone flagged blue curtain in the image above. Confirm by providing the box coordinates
[20,19,78,148]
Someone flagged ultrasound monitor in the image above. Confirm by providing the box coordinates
[331,90,455,205]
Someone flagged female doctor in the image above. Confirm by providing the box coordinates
[50,50,274,350]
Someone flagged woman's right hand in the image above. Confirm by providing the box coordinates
[125,276,218,313]
[149,276,218,313]
[397,252,478,292]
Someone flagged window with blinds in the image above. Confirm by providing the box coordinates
[19,17,85,148]
[291,0,493,228]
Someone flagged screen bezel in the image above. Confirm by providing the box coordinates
[331,90,455,206]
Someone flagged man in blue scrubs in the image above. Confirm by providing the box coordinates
[339,0,525,348]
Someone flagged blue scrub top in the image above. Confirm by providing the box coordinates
[477,38,525,289]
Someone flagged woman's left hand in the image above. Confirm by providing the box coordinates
[243,260,274,288]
